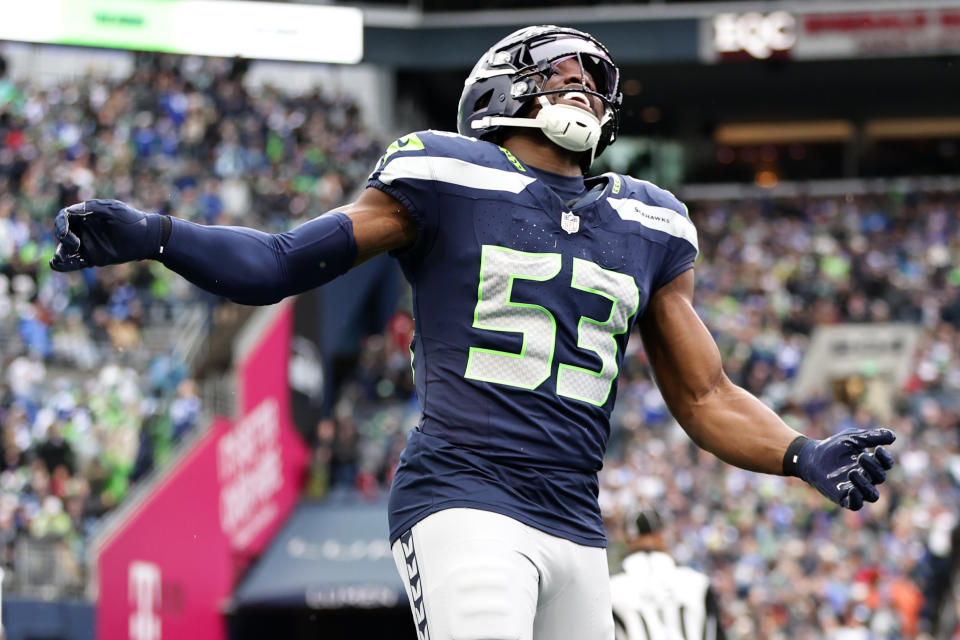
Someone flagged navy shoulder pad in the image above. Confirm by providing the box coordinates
[371,129,535,196]
[371,130,513,174]
[605,174,698,256]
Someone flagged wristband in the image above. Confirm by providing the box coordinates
[782,435,811,477]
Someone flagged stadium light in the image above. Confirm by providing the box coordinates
[0,0,363,64]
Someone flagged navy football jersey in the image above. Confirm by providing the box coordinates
[368,130,698,546]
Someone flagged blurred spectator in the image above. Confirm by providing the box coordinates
[305,418,336,499]
[330,417,359,489]
[170,379,200,442]
[36,423,74,476]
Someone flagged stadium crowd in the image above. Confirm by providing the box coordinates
[0,52,381,592]
[316,189,960,639]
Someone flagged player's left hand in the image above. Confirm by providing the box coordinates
[796,428,895,510]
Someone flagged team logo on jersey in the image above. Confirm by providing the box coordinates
[561,211,581,234]
[377,134,426,169]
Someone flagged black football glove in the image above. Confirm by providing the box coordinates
[792,428,895,510]
[50,199,169,272]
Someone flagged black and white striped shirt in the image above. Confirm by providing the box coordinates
[610,551,724,640]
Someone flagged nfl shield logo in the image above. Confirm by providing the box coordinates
[561,211,580,234]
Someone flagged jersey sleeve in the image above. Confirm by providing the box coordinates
[643,183,698,291]
[366,131,441,264]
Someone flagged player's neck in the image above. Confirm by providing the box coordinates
[501,130,584,178]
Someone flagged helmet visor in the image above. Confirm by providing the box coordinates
[527,37,619,102]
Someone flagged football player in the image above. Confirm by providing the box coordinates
[51,26,895,640]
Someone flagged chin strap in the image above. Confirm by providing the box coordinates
[472,97,603,167]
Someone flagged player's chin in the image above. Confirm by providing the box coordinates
[581,105,605,122]
[585,98,605,120]
[525,95,602,121]
[558,97,603,120]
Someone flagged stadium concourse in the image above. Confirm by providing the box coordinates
[0,51,381,599]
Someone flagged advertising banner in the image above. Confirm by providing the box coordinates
[796,8,960,60]
[704,6,960,62]
[95,302,309,640]
[0,0,362,63]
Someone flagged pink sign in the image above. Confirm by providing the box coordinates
[96,303,309,640]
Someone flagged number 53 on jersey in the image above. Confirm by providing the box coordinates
[464,245,640,407]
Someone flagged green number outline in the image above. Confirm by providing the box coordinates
[464,245,561,390]
[556,258,640,406]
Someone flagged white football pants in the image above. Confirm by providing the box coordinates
[391,508,615,640]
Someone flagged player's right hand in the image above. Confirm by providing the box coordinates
[50,199,168,272]
[796,428,895,510]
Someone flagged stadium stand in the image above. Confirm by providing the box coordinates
[0,52,381,599]
[600,191,960,639]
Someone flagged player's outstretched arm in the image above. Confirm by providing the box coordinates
[639,269,895,510]
[50,188,417,305]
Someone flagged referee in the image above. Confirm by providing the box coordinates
[610,507,725,640]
